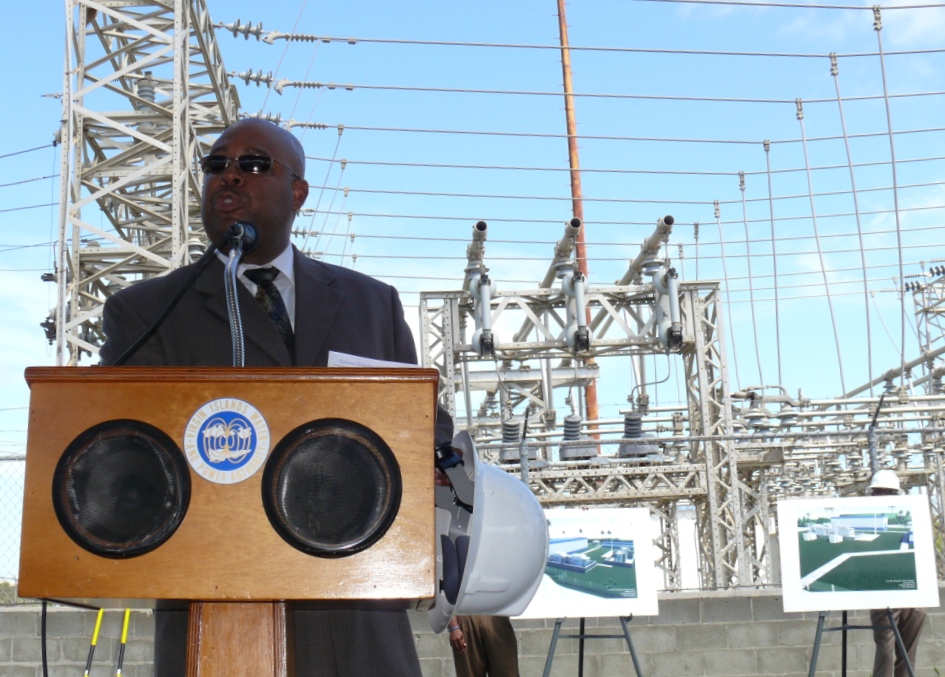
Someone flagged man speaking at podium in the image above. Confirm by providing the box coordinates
[99,118,450,677]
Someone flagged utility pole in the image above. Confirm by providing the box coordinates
[556,0,599,427]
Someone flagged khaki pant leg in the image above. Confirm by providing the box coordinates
[453,616,488,677]
[894,608,927,677]
[872,608,927,677]
[478,616,519,677]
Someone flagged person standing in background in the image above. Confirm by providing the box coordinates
[867,470,927,677]
[448,615,520,677]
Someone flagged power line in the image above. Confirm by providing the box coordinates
[0,242,57,253]
[303,184,717,206]
[632,0,945,9]
[306,153,945,178]
[218,24,945,59]
[306,201,945,230]
[257,74,945,106]
[343,267,934,299]
[258,0,308,113]
[0,144,54,161]
[0,175,57,189]
[0,202,57,214]
[297,178,945,209]
[292,120,945,148]
[315,239,941,263]
[301,221,944,250]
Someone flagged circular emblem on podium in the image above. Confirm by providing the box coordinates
[184,398,270,484]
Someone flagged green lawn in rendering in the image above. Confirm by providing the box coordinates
[798,529,909,576]
[797,528,917,592]
[545,541,638,599]
[806,552,917,592]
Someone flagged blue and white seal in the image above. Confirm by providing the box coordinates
[184,398,270,484]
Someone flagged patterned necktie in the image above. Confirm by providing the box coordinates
[244,267,295,358]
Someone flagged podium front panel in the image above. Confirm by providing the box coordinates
[19,367,438,603]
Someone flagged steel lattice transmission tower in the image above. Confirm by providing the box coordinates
[49,0,238,365]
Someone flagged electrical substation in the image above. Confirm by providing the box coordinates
[22,0,945,602]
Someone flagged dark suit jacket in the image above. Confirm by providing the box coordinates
[100,247,439,677]
[100,247,417,368]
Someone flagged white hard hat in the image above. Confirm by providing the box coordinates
[428,430,549,632]
[869,469,901,493]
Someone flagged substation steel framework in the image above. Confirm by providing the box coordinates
[50,0,237,365]
[420,224,945,590]
[908,268,945,572]
[419,220,770,590]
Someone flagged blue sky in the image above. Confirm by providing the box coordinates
[1,0,944,577]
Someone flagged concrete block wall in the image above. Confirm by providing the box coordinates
[3,588,943,676]
[1,605,153,677]
[413,590,944,677]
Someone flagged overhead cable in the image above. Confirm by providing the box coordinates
[306,202,945,229]
[305,153,945,178]
[831,52,874,395]
[0,202,57,214]
[216,22,945,58]
[738,172,766,386]
[290,119,945,148]
[0,143,54,160]
[0,175,57,189]
[632,0,945,10]
[762,141,784,385]
[715,200,743,388]
[873,7,909,388]
[233,71,945,106]
[297,177,945,208]
[334,244,942,264]
[259,0,309,112]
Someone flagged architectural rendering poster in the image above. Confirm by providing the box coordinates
[517,507,659,619]
[778,495,939,613]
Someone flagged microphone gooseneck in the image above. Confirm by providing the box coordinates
[224,222,257,367]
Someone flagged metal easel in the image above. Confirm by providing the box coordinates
[808,609,914,677]
[542,616,643,677]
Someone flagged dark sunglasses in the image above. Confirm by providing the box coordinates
[200,154,302,180]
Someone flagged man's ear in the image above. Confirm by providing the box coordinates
[292,179,309,211]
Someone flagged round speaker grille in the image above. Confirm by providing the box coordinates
[52,419,191,559]
[262,418,402,558]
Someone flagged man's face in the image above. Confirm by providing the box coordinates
[201,120,309,265]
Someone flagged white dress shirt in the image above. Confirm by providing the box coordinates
[216,244,296,329]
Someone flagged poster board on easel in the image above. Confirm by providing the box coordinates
[777,495,939,613]
[515,507,660,619]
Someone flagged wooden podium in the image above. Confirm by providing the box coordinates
[19,366,440,677]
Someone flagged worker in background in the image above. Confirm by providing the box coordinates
[868,469,927,677]
[448,615,519,677]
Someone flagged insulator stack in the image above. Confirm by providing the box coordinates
[623,412,643,439]
[563,414,583,441]
[502,418,522,445]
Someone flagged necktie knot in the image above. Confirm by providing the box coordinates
[244,266,280,286]
[244,267,294,359]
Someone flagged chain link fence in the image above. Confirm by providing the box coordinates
[0,456,25,605]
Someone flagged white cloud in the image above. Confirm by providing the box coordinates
[880,2,945,48]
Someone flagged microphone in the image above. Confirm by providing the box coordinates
[227,221,258,255]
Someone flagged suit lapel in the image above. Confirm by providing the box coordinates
[292,248,345,366]
[195,255,292,366]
